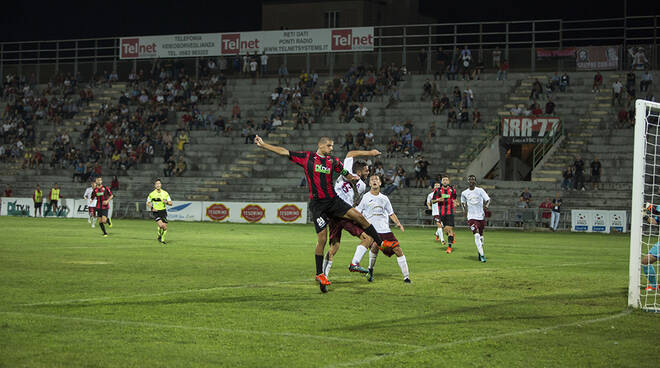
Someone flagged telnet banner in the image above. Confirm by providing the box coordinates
[500,116,561,144]
[120,27,374,59]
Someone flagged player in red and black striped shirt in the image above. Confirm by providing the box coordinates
[255,135,396,292]
[93,176,114,237]
[432,175,458,253]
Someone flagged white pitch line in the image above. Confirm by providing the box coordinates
[18,281,304,307]
[323,309,633,368]
[0,311,423,349]
[18,261,603,307]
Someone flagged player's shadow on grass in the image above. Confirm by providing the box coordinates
[322,289,627,332]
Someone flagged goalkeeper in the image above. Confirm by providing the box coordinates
[642,202,660,291]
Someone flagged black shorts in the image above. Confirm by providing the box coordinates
[309,197,353,233]
[440,214,455,227]
[95,208,109,218]
[153,210,168,223]
[50,200,58,207]
[34,203,42,208]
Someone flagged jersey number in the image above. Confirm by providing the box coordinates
[341,182,352,193]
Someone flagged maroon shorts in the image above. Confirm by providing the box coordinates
[89,205,95,215]
[433,215,441,224]
[328,218,364,244]
[467,219,486,235]
[378,232,399,257]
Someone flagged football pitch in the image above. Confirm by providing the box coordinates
[0,217,657,367]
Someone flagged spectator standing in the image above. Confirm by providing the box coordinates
[278,64,289,86]
[545,98,556,115]
[497,60,509,80]
[492,47,502,69]
[418,48,427,73]
[590,156,602,190]
[434,47,446,81]
[592,71,603,92]
[561,165,574,191]
[559,73,570,92]
[4,185,13,197]
[550,193,562,231]
[640,69,653,92]
[260,52,268,76]
[612,80,624,106]
[573,155,586,191]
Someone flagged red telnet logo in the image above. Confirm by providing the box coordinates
[221,34,260,54]
[331,29,373,51]
[121,38,157,58]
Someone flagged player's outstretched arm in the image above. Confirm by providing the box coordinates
[254,135,289,156]
[346,149,381,158]
[390,213,404,232]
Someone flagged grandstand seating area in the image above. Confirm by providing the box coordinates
[1,66,656,228]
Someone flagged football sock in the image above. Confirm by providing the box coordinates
[92,217,97,226]
[643,265,657,287]
[106,217,112,226]
[352,245,369,265]
[322,253,329,273]
[100,223,107,235]
[474,233,484,256]
[369,250,378,269]
[439,230,445,242]
[363,225,383,246]
[397,255,409,279]
[315,254,324,275]
[325,260,333,277]
[161,230,167,242]
[480,236,484,245]
[448,235,454,247]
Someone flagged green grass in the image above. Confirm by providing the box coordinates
[0,217,657,367]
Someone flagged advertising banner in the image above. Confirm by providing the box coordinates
[500,116,561,144]
[536,48,576,58]
[202,202,307,224]
[1,197,34,216]
[571,209,592,232]
[1,197,76,218]
[167,201,203,222]
[591,210,610,233]
[608,210,627,233]
[71,199,114,219]
[576,46,619,70]
[120,27,374,59]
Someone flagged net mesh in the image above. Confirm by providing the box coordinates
[641,101,660,312]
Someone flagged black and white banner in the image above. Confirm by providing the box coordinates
[501,116,561,144]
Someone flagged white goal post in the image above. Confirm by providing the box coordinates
[629,99,660,312]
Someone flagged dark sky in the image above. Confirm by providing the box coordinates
[0,0,655,43]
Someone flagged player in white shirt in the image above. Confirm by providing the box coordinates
[460,175,491,263]
[354,175,410,283]
[83,181,97,228]
[323,149,381,278]
[426,182,444,244]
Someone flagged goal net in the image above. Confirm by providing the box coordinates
[630,99,660,312]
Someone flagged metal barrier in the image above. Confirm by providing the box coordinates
[0,16,658,82]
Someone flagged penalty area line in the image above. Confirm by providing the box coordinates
[323,309,632,368]
[0,311,423,349]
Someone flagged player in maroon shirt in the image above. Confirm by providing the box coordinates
[93,176,114,237]
[432,175,458,253]
[255,135,396,293]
